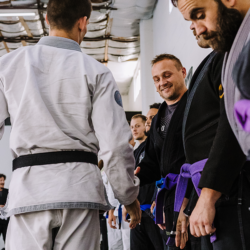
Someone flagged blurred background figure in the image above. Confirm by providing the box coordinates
[0,174,8,250]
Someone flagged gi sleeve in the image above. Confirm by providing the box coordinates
[92,70,139,206]
[0,79,9,140]
[199,56,246,195]
[137,123,161,186]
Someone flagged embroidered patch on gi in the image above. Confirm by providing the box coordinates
[114,91,123,107]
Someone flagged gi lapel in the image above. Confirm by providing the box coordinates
[162,92,187,172]
[222,9,250,138]
[154,103,165,149]
[222,8,250,155]
[182,51,217,154]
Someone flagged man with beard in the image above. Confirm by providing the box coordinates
[170,0,250,249]
[135,54,188,249]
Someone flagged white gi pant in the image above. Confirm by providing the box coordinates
[6,209,100,250]
[107,217,130,250]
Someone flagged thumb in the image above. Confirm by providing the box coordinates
[134,167,141,176]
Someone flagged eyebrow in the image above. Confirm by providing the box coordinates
[187,7,205,20]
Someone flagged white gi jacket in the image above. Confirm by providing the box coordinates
[0,36,139,217]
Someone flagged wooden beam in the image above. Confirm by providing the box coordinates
[2,41,10,53]
[104,39,108,62]
[19,17,33,38]
[21,40,27,47]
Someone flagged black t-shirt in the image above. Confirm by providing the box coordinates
[159,102,179,139]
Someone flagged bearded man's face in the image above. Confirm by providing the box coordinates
[178,0,243,52]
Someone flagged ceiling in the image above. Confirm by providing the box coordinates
[0,0,157,95]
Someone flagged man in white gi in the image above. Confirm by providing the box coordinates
[0,0,141,249]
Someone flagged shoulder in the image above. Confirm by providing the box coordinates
[82,53,110,75]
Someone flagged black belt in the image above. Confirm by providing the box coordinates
[13,151,98,171]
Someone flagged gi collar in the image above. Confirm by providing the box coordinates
[37,36,82,53]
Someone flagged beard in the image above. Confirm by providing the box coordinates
[203,0,243,52]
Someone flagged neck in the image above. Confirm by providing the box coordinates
[138,136,147,144]
[236,1,250,17]
[0,187,3,191]
[165,89,187,105]
[49,29,80,44]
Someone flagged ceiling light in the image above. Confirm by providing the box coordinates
[0,13,36,17]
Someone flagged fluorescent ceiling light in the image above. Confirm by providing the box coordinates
[0,13,36,17]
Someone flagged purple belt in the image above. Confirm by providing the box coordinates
[234,99,250,132]
[155,173,179,224]
[167,159,217,246]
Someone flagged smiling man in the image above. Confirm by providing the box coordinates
[171,0,250,250]
[136,54,188,249]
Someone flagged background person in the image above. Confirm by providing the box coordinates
[126,114,164,250]
[0,174,8,246]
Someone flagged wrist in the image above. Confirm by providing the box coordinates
[180,198,189,212]
[200,188,222,205]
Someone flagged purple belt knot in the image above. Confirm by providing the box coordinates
[155,173,179,224]
[234,99,250,132]
[167,159,217,246]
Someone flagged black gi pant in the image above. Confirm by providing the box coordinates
[212,170,250,250]
[160,229,212,250]
[130,212,165,250]
[0,219,8,242]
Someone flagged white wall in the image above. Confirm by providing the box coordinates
[127,77,142,111]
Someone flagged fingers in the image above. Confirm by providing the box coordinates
[108,216,117,229]
[205,224,216,235]
[181,219,187,233]
[180,231,188,249]
[129,209,141,229]
[175,230,181,247]
[157,224,166,230]
[134,167,141,176]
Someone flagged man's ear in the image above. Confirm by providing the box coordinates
[220,0,236,8]
[45,14,49,26]
[182,67,187,79]
[78,16,88,31]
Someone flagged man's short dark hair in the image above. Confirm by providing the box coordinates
[149,103,161,110]
[131,114,147,123]
[0,174,6,180]
[151,54,183,70]
[47,0,92,32]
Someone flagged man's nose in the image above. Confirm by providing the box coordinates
[190,22,206,36]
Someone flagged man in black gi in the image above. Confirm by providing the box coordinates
[169,1,250,250]
[125,114,164,250]
[0,174,8,247]
[135,54,188,249]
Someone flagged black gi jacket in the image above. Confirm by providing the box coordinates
[184,51,249,196]
[137,92,187,229]
[134,140,156,217]
[0,188,9,225]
